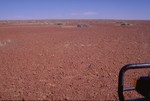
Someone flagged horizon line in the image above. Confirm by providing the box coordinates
[0,18,150,21]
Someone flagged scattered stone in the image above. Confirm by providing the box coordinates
[115,75,118,78]
[92,84,95,87]
[81,61,84,64]
[32,71,36,75]
[64,97,70,101]
[108,72,111,76]
[88,64,92,68]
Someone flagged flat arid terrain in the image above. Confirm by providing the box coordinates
[0,20,150,100]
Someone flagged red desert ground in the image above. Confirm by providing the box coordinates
[0,20,150,100]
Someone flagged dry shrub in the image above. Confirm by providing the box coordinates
[116,21,133,26]
[77,24,89,28]
[55,22,65,26]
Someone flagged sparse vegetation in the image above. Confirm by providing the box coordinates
[115,21,133,26]
[55,22,65,26]
[77,24,89,28]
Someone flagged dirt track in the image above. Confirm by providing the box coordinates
[0,20,150,100]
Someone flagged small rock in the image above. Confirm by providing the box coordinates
[88,64,92,68]
[32,71,36,75]
[64,97,70,101]
[22,98,25,101]
[113,94,118,100]
[108,72,111,76]
[92,84,95,87]
[115,75,118,78]
[7,39,11,43]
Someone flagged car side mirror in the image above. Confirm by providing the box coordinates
[118,63,150,101]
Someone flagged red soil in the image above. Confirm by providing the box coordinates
[0,20,150,100]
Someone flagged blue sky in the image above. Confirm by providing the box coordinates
[0,0,150,20]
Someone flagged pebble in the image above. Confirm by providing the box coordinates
[108,72,111,76]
